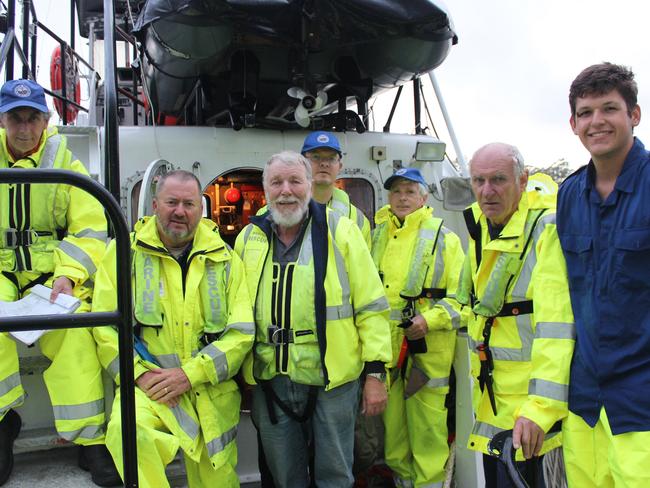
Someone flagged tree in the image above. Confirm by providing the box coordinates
[526,158,574,184]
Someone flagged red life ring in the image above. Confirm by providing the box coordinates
[50,45,81,123]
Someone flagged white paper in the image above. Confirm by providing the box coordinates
[0,285,81,345]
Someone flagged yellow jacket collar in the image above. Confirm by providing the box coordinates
[133,216,227,257]
[375,204,432,229]
[0,126,58,167]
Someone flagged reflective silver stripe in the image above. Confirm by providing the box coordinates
[74,229,109,241]
[490,345,528,361]
[154,353,182,369]
[438,300,461,329]
[53,398,104,421]
[354,208,365,230]
[403,227,437,295]
[239,225,255,260]
[0,396,24,417]
[223,321,255,335]
[200,343,229,382]
[58,240,97,275]
[326,211,356,320]
[355,295,389,315]
[529,378,568,402]
[536,322,576,340]
[0,372,21,397]
[40,135,62,169]
[390,309,403,321]
[426,377,450,388]
[515,312,534,360]
[472,420,502,439]
[206,424,238,458]
[107,356,120,380]
[330,198,348,216]
[170,404,200,441]
[326,303,354,320]
[468,335,530,361]
[58,424,104,442]
[429,228,447,288]
[297,225,313,265]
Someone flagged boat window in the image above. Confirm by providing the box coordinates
[336,177,375,227]
[205,168,265,247]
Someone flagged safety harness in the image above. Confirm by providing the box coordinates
[461,206,547,415]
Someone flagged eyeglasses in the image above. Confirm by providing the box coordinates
[307,154,340,164]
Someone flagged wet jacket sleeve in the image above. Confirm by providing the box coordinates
[337,217,392,365]
[516,222,575,432]
[420,228,466,331]
[181,252,255,387]
[91,239,148,385]
[53,156,108,285]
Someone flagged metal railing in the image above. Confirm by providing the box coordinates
[0,0,100,125]
[0,169,138,487]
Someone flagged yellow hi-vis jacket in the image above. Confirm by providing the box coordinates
[0,126,107,291]
[234,201,392,389]
[92,217,254,468]
[372,205,465,379]
[457,190,575,458]
[330,187,371,248]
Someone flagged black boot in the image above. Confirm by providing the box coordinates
[78,444,122,487]
[0,409,21,486]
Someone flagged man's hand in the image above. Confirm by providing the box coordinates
[50,276,74,302]
[404,314,428,340]
[512,416,544,459]
[136,368,191,408]
[361,376,388,416]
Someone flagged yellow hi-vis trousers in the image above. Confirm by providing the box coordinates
[383,372,449,488]
[563,408,650,488]
[0,276,107,445]
[106,388,238,488]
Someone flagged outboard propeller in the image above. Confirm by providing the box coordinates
[288,87,328,127]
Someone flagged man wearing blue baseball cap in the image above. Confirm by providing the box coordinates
[301,131,372,247]
[0,79,119,486]
[372,167,465,487]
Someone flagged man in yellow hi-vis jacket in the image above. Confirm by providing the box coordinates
[235,151,392,488]
[372,167,465,487]
[301,131,372,247]
[92,170,254,488]
[0,79,118,486]
[458,142,575,487]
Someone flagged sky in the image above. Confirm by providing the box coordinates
[24,0,650,169]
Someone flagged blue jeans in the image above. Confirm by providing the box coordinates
[252,376,360,488]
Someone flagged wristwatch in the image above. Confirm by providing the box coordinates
[366,372,387,383]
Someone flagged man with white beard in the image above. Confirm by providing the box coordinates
[235,151,392,487]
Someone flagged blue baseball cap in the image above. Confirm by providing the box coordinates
[384,167,428,190]
[0,79,49,113]
[301,131,342,155]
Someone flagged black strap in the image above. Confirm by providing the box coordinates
[497,300,534,317]
[311,200,330,387]
[419,287,447,300]
[259,380,318,425]
[463,207,482,268]
[19,272,53,295]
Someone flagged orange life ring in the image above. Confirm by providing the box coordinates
[50,45,81,123]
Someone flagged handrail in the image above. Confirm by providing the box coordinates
[104,0,121,202]
[0,168,138,488]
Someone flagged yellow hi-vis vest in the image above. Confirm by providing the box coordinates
[133,251,229,334]
[0,131,73,273]
[372,209,444,302]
